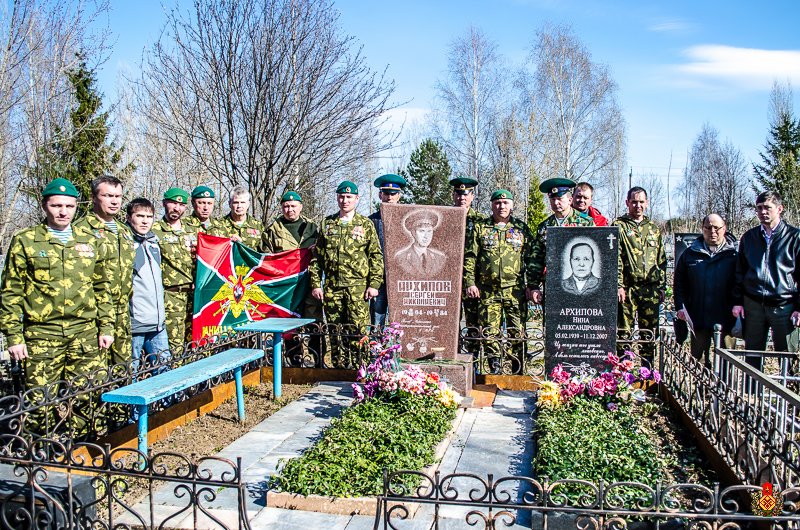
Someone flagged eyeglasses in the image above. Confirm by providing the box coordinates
[703,225,725,232]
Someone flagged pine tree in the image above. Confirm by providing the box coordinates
[526,169,547,229]
[402,139,453,205]
[753,110,800,212]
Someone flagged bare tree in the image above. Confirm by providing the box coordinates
[637,173,666,222]
[518,23,626,207]
[433,26,506,210]
[128,0,396,222]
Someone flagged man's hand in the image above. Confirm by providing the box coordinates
[618,288,626,303]
[466,285,480,299]
[98,335,114,349]
[792,311,800,328]
[732,305,745,318]
[676,308,689,321]
[531,289,543,304]
[230,235,242,243]
[312,288,324,301]
[364,287,379,301]
[8,344,28,361]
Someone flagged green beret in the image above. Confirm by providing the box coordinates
[163,187,189,204]
[336,180,359,195]
[42,178,79,199]
[539,177,577,197]
[491,189,514,201]
[191,185,215,199]
[449,176,479,195]
[281,191,302,203]
[373,173,407,192]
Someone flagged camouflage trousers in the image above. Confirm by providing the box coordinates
[479,286,527,371]
[164,288,193,355]
[23,331,104,437]
[324,286,369,369]
[618,283,660,362]
[463,296,482,357]
[109,304,132,368]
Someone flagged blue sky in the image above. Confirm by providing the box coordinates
[99,0,800,185]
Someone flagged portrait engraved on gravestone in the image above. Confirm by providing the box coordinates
[382,203,466,360]
[544,226,619,373]
[674,233,701,264]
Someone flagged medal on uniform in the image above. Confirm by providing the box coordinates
[352,226,365,240]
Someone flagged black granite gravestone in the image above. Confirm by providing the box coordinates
[544,226,619,374]
[674,233,701,263]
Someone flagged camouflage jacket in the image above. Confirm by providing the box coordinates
[465,207,487,243]
[310,212,383,290]
[184,214,221,234]
[152,219,197,287]
[612,215,667,289]
[0,223,115,344]
[260,215,318,253]
[464,216,534,291]
[529,209,595,288]
[210,214,264,250]
[74,214,135,307]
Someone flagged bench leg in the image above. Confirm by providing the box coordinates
[234,366,246,422]
[272,333,283,399]
[137,405,149,459]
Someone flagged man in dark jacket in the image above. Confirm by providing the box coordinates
[674,214,737,365]
[732,191,800,370]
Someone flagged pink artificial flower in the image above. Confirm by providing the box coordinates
[560,381,585,401]
[587,378,606,397]
[652,370,662,383]
[352,383,365,402]
[620,359,634,372]
[550,364,571,384]
[357,366,367,380]
[606,353,620,366]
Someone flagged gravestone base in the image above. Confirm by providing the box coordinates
[402,354,474,398]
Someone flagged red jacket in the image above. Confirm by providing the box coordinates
[586,206,608,226]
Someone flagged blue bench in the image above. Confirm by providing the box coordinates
[101,347,264,457]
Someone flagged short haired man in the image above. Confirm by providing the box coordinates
[310,181,383,368]
[572,182,609,226]
[732,191,800,370]
[74,174,136,366]
[562,243,601,296]
[185,185,220,233]
[126,198,170,374]
[464,189,533,373]
[368,173,407,328]
[261,191,322,365]
[395,209,446,276]
[211,186,264,249]
[0,178,114,389]
[152,187,197,353]
[674,214,738,365]
[613,186,667,363]
[529,177,595,304]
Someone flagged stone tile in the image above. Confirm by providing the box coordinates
[249,506,352,530]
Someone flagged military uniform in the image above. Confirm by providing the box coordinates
[529,210,595,289]
[153,219,197,353]
[210,214,264,249]
[613,214,667,361]
[0,223,114,388]
[310,212,383,368]
[184,214,221,234]
[74,214,136,366]
[464,214,533,370]
[463,207,487,354]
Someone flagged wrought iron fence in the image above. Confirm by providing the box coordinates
[375,470,800,529]
[660,329,800,489]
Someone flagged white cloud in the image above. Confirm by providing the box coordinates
[674,45,800,91]
[648,19,696,33]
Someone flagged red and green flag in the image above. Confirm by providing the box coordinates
[193,233,312,340]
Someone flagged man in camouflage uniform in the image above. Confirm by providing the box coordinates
[75,175,135,367]
[184,185,220,233]
[152,188,197,353]
[368,173,407,329]
[464,190,533,374]
[261,191,322,365]
[529,178,595,305]
[0,178,114,390]
[613,186,667,362]
[211,185,264,249]
[310,181,383,368]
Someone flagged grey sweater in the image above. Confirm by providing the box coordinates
[129,228,167,333]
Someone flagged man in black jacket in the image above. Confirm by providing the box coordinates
[732,191,800,370]
[674,214,737,365]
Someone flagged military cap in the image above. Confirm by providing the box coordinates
[191,185,215,199]
[539,177,577,198]
[336,180,359,195]
[490,189,514,201]
[449,176,479,195]
[373,173,407,193]
[163,187,189,204]
[281,191,302,203]
[42,178,79,198]
[404,209,440,231]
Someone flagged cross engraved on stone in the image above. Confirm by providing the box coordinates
[607,233,616,249]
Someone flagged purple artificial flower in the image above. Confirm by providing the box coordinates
[652,370,662,383]
[352,383,365,402]
[638,367,651,380]
[357,366,367,380]
[607,402,619,412]
[622,372,636,385]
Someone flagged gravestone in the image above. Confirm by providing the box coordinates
[674,233,701,263]
[544,226,619,374]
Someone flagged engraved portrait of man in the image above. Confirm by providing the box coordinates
[561,241,601,297]
[395,209,446,276]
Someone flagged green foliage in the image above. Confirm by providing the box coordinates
[276,394,456,497]
[401,139,453,205]
[753,110,800,212]
[526,169,547,229]
[535,396,664,506]
[32,56,133,210]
